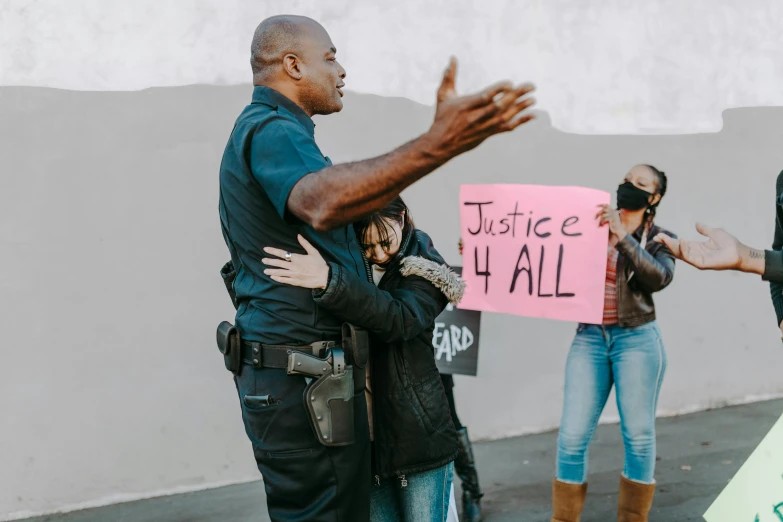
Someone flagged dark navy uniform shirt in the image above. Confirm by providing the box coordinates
[219,86,368,344]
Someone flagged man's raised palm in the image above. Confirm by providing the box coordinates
[655,223,741,271]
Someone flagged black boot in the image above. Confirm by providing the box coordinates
[454,427,484,521]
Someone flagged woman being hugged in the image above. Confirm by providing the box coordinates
[551,165,676,522]
[263,197,464,522]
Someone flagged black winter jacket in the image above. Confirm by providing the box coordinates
[314,229,464,480]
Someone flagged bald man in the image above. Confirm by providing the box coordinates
[218,15,536,521]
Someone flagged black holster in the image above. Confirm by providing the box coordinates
[216,320,241,374]
[220,261,239,310]
[303,347,355,447]
[342,323,369,393]
[301,323,370,447]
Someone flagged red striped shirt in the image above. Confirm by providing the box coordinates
[603,246,620,325]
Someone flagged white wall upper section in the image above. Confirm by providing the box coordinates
[3,0,783,134]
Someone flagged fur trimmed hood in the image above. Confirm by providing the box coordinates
[399,256,466,306]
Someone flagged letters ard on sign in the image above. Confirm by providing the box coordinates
[432,267,481,376]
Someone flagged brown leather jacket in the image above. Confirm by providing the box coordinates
[613,223,677,327]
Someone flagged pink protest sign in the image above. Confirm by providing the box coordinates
[459,184,610,323]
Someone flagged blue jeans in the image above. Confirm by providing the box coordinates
[556,322,667,484]
[370,463,454,522]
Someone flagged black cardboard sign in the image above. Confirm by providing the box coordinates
[433,267,481,376]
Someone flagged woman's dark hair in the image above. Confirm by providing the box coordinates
[642,164,668,228]
[354,196,415,254]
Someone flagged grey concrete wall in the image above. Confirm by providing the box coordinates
[2,85,783,518]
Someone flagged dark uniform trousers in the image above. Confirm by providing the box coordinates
[235,362,371,521]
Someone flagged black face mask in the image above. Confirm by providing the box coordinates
[616,181,653,210]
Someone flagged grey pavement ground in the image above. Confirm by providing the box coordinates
[22,399,783,522]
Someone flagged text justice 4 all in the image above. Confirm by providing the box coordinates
[463,201,587,297]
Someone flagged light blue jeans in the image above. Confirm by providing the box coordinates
[556,322,667,485]
[370,463,454,522]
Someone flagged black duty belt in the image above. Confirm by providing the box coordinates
[240,340,337,370]
[217,321,368,447]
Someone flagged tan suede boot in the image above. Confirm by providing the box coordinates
[617,475,656,522]
[551,479,588,522]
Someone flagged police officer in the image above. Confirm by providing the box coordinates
[218,14,537,521]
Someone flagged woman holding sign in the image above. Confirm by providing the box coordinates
[551,165,676,522]
[261,197,465,522]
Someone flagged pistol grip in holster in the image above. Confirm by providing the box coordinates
[216,321,241,375]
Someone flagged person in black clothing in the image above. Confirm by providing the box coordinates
[440,373,484,522]
[655,172,783,290]
[440,238,485,522]
[258,197,465,522]
[770,172,783,335]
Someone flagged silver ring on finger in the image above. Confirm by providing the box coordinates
[284,252,293,262]
[493,97,503,110]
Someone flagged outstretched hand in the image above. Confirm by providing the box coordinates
[653,222,762,273]
[428,57,536,158]
[262,235,330,289]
